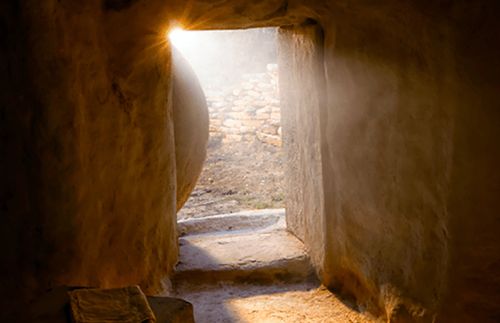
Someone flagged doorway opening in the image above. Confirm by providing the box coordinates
[171,27,285,221]
[168,26,375,323]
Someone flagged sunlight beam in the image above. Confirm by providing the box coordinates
[168,27,197,52]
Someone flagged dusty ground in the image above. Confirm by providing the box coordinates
[177,136,285,220]
[175,282,376,323]
[173,211,377,323]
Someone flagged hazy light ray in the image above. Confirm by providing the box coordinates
[176,0,195,27]
[183,12,230,31]
[172,1,232,32]
[168,0,221,32]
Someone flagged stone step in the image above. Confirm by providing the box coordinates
[173,210,315,286]
[177,208,285,236]
[172,212,375,322]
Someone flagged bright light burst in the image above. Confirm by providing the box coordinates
[168,27,197,52]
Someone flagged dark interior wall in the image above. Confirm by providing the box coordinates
[1,1,178,319]
[443,3,500,321]
[0,0,38,313]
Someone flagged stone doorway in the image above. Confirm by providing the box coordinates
[172,28,285,221]
[168,27,375,323]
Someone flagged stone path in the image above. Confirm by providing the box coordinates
[172,210,377,323]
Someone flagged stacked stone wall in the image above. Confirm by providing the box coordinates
[206,64,281,146]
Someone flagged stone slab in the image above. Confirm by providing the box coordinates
[177,208,285,236]
[174,212,314,284]
[68,286,155,323]
[28,287,194,323]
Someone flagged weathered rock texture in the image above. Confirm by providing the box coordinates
[277,3,499,321]
[207,65,281,146]
[172,48,209,211]
[174,211,314,285]
[68,286,155,323]
[2,0,499,322]
[278,22,326,274]
[1,1,177,319]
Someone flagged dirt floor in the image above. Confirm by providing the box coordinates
[175,282,376,323]
[173,209,377,323]
[177,136,285,220]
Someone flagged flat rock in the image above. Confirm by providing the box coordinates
[174,210,314,285]
[68,286,155,323]
[177,208,285,236]
[28,287,194,323]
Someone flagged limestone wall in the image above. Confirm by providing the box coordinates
[277,3,500,321]
[207,65,281,146]
[0,2,178,319]
[318,13,453,320]
[278,24,326,274]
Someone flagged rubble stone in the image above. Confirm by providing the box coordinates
[206,69,281,147]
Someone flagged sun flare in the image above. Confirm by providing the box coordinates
[168,27,197,51]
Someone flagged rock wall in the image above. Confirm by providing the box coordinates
[275,2,500,322]
[278,23,326,273]
[318,11,453,320]
[1,1,179,319]
[207,65,282,146]
[438,5,500,321]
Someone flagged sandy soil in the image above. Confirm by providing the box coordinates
[175,282,377,323]
[177,137,285,220]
